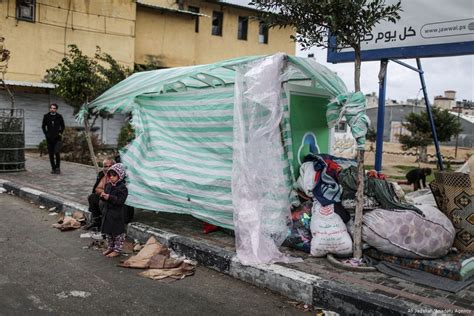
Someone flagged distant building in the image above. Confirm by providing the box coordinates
[365,92,378,109]
[433,90,457,110]
[452,99,474,116]
[366,103,473,148]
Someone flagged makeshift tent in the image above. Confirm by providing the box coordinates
[78,53,348,263]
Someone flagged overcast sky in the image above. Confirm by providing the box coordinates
[296,46,474,103]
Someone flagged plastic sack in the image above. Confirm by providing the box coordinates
[310,201,352,257]
[405,188,437,206]
[286,201,312,253]
[362,205,455,259]
[295,162,316,198]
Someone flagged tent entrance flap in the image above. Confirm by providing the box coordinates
[288,87,332,179]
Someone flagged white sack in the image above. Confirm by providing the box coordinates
[310,201,352,257]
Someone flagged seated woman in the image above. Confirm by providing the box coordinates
[84,158,115,230]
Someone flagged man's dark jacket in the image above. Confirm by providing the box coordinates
[42,113,65,141]
[92,171,105,194]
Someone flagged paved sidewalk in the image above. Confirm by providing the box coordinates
[1,154,473,315]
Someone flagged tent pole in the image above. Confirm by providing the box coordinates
[416,58,444,170]
[375,59,388,173]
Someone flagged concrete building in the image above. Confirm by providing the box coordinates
[0,0,295,147]
[366,103,473,148]
[433,90,457,110]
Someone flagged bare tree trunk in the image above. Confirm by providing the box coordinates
[354,49,361,92]
[84,117,99,173]
[419,146,428,163]
[0,79,14,110]
[353,47,364,259]
[353,149,365,259]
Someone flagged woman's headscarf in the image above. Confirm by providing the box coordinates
[107,163,126,185]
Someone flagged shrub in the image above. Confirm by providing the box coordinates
[61,127,102,165]
[117,122,135,150]
[38,139,47,156]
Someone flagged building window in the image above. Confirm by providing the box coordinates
[16,0,35,22]
[259,21,268,44]
[212,11,223,36]
[237,16,248,40]
[188,6,200,33]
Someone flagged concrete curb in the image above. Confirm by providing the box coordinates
[126,222,415,315]
[0,179,89,217]
[1,178,418,315]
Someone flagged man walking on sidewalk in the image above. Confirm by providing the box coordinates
[41,103,65,174]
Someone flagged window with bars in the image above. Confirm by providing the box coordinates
[188,6,200,33]
[16,0,35,22]
[258,21,268,44]
[237,16,248,40]
[212,11,223,36]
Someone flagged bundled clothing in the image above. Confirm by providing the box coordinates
[100,163,128,252]
[303,154,342,206]
[339,166,423,215]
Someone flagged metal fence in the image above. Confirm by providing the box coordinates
[0,108,25,172]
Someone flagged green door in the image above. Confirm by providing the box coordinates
[290,94,331,178]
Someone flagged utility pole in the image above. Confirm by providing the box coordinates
[454,105,461,159]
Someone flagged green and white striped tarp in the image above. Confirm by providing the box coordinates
[123,87,236,228]
[78,54,347,230]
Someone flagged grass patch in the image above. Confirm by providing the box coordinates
[394,165,416,172]
[363,164,375,171]
[388,175,406,180]
[427,173,435,183]
[392,164,436,183]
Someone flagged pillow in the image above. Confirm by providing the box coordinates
[362,205,455,259]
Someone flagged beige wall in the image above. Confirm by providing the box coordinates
[0,0,136,83]
[434,98,455,110]
[1,0,296,83]
[135,1,295,67]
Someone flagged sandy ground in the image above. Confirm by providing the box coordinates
[363,142,472,192]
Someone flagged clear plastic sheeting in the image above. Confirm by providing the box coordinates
[232,54,301,265]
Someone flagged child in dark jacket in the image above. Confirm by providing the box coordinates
[100,163,128,258]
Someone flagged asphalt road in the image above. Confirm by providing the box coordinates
[0,194,308,315]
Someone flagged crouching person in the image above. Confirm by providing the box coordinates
[84,158,115,230]
[100,163,128,258]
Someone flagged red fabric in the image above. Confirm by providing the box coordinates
[368,169,387,180]
[203,223,219,234]
[324,159,342,180]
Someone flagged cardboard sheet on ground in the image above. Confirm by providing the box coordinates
[119,237,195,280]
[52,212,85,231]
